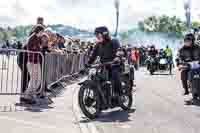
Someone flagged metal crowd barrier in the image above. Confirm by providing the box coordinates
[0,48,88,96]
[44,52,89,88]
[0,48,45,96]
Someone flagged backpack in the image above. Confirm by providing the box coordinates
[111,39,120,50]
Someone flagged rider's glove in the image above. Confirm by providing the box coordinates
[113,57,120,64]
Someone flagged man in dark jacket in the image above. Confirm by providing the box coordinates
[17,45,30,95]
[88,26,121,97]
[176,33,200,95]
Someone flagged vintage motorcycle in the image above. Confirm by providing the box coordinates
[78,62,133,119]
[146,56,172,75]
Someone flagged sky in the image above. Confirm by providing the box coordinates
[0,0,200,31]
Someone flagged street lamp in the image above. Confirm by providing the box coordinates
[114,0,120,37]
[184,0,191,29]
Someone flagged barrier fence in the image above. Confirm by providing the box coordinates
[0,48,45,96]
[44,52,88,87]
[0,48,88,97]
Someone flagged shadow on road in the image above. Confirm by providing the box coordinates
[0,103,54,112]
[185,99,200,107]
[152,73,174,76]
[79,108,136,123]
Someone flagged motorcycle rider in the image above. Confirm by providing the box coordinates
[148,45,158,58]
[176,33,200,96]
[147,45,158,69]
[87,26,122,99]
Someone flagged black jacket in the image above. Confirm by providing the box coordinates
[88,39,120,64]
[176,45,200,65]
[148,49,158,57]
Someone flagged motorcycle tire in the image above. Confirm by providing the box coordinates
[120,94,133,110]
[78,85,101,119]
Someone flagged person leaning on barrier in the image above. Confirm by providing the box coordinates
[30,17,46,35]
[48,32,66,55]
[21,24,45,104]
[56,33,66,50]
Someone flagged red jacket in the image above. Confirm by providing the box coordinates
[131,50,139,63]
[27,34,42,64]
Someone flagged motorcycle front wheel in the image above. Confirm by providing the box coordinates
[120,94,133,110]
[120,82,133,110]
[78,84,101,119]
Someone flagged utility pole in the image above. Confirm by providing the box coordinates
[114,0,120,37]
[184,0,191,29]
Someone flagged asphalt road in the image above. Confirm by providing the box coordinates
[1,67,200,133]
[88,68,200,133]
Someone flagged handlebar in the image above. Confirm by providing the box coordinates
[178,61,200,71]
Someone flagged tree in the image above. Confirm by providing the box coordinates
[192,21,200,29]
[138,15,187,38]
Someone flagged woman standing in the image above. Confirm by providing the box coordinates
[22,25,45,104]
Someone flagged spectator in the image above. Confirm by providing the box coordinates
[22,24,45,104]
[17,41,22,49]
[56,33,66,49]
[6,40,10,48]
[30,17,46,35]
[131,47,140,70]
[139,46,146,66]
[17,44,30,104]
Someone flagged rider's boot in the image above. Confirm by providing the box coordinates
[183,89,189,95]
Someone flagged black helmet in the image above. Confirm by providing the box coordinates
[184,33,195,44]
[94,26,109,36]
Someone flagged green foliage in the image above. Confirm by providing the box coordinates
[138,15,187,38]
[192,21,200,29]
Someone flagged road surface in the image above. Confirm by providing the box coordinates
[1,68,200,133]
[88,68,200,133]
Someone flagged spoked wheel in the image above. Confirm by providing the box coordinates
[120,82,133,110]
[78,85,101,119]
[120,94,133,110]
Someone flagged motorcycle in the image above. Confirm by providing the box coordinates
[146,56,172,75]
[179,61,200,100]
[78,62,133,119]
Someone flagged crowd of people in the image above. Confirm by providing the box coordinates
[121,44,173,71]
[15,17,95,104]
